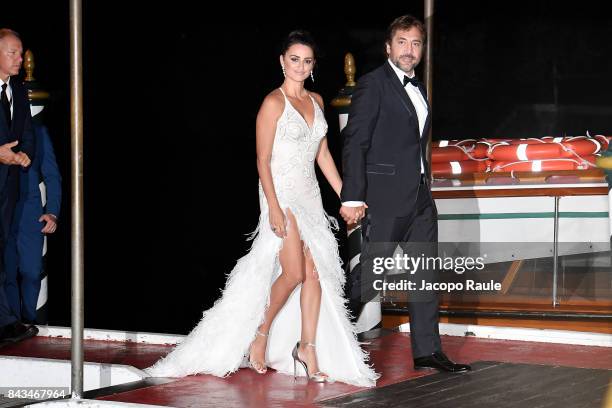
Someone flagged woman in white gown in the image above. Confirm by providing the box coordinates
[145,30,379,387]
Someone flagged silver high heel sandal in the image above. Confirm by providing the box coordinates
[248,330,268,374]
[291,341,330,383]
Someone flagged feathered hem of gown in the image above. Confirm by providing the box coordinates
[144,204,380,388]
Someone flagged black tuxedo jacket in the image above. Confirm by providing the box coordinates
[341,62,432,217]
[0,78,35,193]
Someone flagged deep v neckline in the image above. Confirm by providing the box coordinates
[280,88,316,131]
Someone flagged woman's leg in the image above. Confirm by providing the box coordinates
[249,209,305,370]
[297,249,327,377]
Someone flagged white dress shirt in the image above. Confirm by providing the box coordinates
[342,60,429,208]
[0,77,14,119]
[387,59,427,174]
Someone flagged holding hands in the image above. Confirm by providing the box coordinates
[339,204,367,225]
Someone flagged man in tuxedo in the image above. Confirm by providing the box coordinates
[0,28,38,345]
[340,15,470,372]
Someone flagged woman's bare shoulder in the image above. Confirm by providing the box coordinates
[309,91,324,111]
[259,88,285,114]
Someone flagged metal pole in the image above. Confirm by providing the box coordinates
[552,196,560,307]
[424,0,434,171]
[70,0,84,398]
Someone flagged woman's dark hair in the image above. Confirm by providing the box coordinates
[280,30,319,59]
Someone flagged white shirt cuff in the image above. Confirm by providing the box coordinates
[342,201,365,207]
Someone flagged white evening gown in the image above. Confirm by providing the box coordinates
[145,89,379,387]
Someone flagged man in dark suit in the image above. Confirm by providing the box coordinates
[4,107,62,324]
[340,15,470,372]
[0,28,38,345]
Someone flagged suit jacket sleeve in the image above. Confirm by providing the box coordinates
[18,87,36,162]
[39,125,62,217]
[340,73,380,202]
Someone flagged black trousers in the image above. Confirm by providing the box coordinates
[348,178,441,358]
[0,172,20,327]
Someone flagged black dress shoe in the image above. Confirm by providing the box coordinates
[414,351,471,373]
[0,321,39,343]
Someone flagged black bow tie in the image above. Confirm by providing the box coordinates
[403,75,420,87]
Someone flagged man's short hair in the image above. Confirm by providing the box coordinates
[385,15,426,46]
[0,28,21,42]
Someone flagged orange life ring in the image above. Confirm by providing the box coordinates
[506,138,555,145]
[434,137,608,161]
[433,139,477,147]
[560,138,601,157]
[490,156,597,172]
[432,144,490,163]
[488,143,566,161]
[471,143,489,159]
[432,146,470,162]
[481,138,513,144]
[593,135,610,150]
[432,160,489,176]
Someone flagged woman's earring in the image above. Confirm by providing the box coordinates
[310,71,315,82]
[282,65,286,77]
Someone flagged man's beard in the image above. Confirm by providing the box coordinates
[392,55,417,73]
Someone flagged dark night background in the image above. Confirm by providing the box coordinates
[3,1,611,334]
